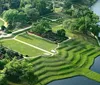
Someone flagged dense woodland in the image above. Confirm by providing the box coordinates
[0,0,100,85]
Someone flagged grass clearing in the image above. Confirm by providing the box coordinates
[54,7,63,13]
[52,24,63,33]
[1,39,44,57]
[16,33,57,51]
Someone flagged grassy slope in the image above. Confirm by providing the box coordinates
[0,19,4,27]
[52,24,63,33]
[24,39,100,85]
[16,33,57,51]
[1,39,44,57]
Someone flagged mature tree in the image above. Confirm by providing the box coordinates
[57,29,66,37]
[0,74,7,85]
[3,9,29,29]
[5,58,38,85]
[3,9,18,23]
[1,25,6,31]
[32,19,51,34]
[6,49,15,58]
[64,7,99,34]
[24,7,39,21]
[9,0,20,9]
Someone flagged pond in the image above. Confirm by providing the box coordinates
[47,76,100,85]
[91,56,100,74]
[47,0,100,85]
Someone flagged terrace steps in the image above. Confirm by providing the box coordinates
[32,39,100,85]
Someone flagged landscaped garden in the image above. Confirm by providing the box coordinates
[9,39,99,85]
[36,39,100,85]
[1,39,45,57]
[15,33,57,51]
[0,0,100,85]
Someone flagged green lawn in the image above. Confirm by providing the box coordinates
[0,19,4,27]
[54,7,63,13]
[16,33,57,51]
[1,39,44,57]
[52,24,63,33]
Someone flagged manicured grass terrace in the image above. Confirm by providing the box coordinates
[16,33,57,51]
[1,39,44,57]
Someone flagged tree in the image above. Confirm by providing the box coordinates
[34,0,53,15]
[1,25,6,31]
[57,29,66,37]
[24,7,39,21]
[3,9,18,23]
[0,74,7,85]
[5,58,38,85]
[9,0,20,9]
[64,7,99,34]
[3,9,29,29]
[31,19,51,35]
[6,49,15,58]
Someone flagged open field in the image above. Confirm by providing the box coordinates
[1,32,57,57]
[15,33,57,51]
[1,39,45,57]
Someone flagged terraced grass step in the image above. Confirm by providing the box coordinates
[87,49,100,56]
[66,45,77,51]
[83,52,100,68]
[58,39,81,49]
[32,39,100,85]
[81,48,95,55]
[76,55,87,68]
[37,71,78,85]
[38,69,75,82]
[59,39,74,47]
[58,49,68,58]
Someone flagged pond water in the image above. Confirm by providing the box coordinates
[91,56,100,74]
[47,0,100,85]
[47,76,100,85]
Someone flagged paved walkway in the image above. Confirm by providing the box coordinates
[0,26,32,38]
[12,26,32,34]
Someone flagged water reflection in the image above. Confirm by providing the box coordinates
[48,76,100,85]
[91,56,100,74]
